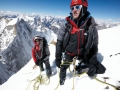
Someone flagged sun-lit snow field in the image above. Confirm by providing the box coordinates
[0,26,120,90]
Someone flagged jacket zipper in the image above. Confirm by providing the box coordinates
[82,30,84,44]
[77,30,80,54]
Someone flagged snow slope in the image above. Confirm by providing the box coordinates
[0,14,59,84]
[0,18,6,33]
[0,26,120,90]
[98,26,120,57]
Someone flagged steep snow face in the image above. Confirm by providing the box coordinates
[0,13,120,86]
[0,24,17,51]
[6,18,18,26]
[0,26,120,90]
[0,18,16,51]
[0,14,58,85]
[0,18,6,33]
[0,19,34,84]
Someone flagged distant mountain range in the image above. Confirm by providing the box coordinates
[1,11,120,31]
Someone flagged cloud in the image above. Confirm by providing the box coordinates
[31,12,44,16]
[53,15,65,19]
[0,10,4,13]
[107,19,112,21]
[95,18,113,22]
[31,12,36,15]
[6,11,11,13]
[5,10,21,14]
[0,10,22,16]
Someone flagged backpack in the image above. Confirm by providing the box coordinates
[34,37,48,60]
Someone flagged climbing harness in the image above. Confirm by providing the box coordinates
[54,57,120,90]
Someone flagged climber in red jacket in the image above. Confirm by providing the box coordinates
[32,35,52,77]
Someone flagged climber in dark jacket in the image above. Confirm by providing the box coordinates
[55,0,106,85]
[32,35,52,77]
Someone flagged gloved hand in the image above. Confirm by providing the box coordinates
[55,57,61,68]
[35,61,39,66]
[39,59,44,65]
[87,64,96,76]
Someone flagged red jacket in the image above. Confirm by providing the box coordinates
[32,39,40,62]
[32,46,39,62]
[32,38,50,63]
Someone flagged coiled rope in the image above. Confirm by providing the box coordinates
[54,57,120,90]
[26,66,50,90]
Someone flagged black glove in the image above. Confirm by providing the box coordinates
[55,57,61,68]
[35,61,39,66]
[87,64,96,76]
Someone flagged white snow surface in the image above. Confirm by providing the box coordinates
[0,18,6,33]
[0,25,120,90]
[6,18,18,26]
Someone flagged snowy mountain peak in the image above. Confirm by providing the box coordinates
[0,17,6,33]
[0,14,59,85]
[0,12,120,89]
[0,25,120,89]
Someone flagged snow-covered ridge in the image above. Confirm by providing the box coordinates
[0,12,120,86]
[0,18,34,84]
[0,14,62,51]
[0,25,120,90]
[0,14,59,85]
[96,20,120,30]
[1,11,120,30]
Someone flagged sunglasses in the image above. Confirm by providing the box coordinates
[71,5,82,11]
[35,39,40,42]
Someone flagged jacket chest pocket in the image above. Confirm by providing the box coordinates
[84,31,88,45]
[77,30,86,45]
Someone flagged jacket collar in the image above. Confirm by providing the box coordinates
[66,11,91,28]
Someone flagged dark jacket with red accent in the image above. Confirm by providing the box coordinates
[32,37,50,63]
[56,11,106,75]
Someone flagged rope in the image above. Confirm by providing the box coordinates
[55,56,120,90]
[54,68,60,90]
[25,59,119,90]
[26,66,50,90]
[60,61,74,65]
[54,57,78,90]
[94,76,120,90]
[72,57,77,90]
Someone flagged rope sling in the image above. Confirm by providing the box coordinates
[54,57,120,90]
[25,57,120,90]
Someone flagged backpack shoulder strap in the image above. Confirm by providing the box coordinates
[81,16,91,32]
[86,18,90,30]
[65,20,73,33]
[86,16,97,32]
[34,45,36,50]
[42,37,47,47]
